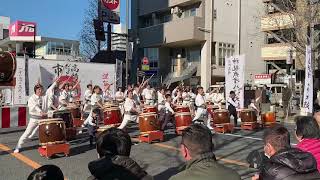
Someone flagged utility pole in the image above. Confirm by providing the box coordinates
[125,0,129,86]
[97,0,102,51]
[237,0,241,55]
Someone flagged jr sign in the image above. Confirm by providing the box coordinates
[9,21,36,37]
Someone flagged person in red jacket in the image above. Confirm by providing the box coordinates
[295,116,320,172]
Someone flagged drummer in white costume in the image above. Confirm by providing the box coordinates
[118,90,140,129]
[83,84,93,114]
[115,87,125,115]
[193,87,213,129]
[14,80,58,153]
[58,83,70,110]
[142,84,154,105]
[157,88,166,111]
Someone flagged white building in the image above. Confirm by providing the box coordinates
[111,24,127,51]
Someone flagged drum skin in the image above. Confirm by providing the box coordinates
[240,109,257,122]
[175,112,192,128]
[38,119,66,145]
[139,113,160,133]
[143,106,157,113]
[0,52,16,82]
[103,107,122,125]
[53,110,73,128]
[261,112,276,124]
[175,106,190,113]
[68,107,81,119]
[213,110,230,124]
[207,105,219,119]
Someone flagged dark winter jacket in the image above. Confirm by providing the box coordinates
[169,152,241,180]
[259,148,320,180]
[87,155,153,180]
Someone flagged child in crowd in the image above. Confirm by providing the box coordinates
[83,108,99,146]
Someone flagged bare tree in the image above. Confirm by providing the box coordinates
[261,0,320,69]
[80,0,106,59]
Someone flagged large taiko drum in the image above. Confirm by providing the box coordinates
[103,107,122,125]
[240,109,257,123]
[261,112,276,125]
[103,102,119,109]
[53,110,73,128]
[175,112,192,129]
[67,106,81,119]
[139,113,160,133]
[38,118,66,146]
[0,52,16,82]
[213,109,230,124]
[143,106,157,113]
[175,106,190,113]
[207,105,219,118]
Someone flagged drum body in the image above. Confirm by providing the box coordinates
[0,52,16,82]
[53,110,73,128]
[207,105,219,118]
[175,112,192,128]
[139,113,160,133]
[38,118,66,146]
[213,109,230,124]
[175,106,190,113]
[240,109,257,123]
[68,107,81,119]
[143,106,157,113]
[103,107,122,125]
[261,112,276,124]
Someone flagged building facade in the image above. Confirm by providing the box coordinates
[131,0,265,89]
[112,24,127,51]
[0,17,80,61]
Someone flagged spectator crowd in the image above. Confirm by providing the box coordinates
[27,114,320,180]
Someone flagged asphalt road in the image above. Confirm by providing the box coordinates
[0,123,297,180]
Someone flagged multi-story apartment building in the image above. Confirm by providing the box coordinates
[261,0,320,82]
[131,0,265,89]
[112,24,127,51]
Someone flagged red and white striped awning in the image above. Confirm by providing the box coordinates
[0,106,28,128]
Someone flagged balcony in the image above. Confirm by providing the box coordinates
[139,16,205,47]
[138,0,202,16]
[261,13,294,31]
[261,43,296,60]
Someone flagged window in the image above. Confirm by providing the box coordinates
[187,48,201,62]
[184,7,197,17]
[143,48,159,69]
[218,42,235,66]
[46,41,76,56]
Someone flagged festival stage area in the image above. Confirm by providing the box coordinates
[0,123,298,180]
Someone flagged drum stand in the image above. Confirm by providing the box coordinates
[241,122,259,131]
[213,123,234,133]
[38,143,70,159]
[139,131,164,143]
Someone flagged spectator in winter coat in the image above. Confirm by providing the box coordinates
[252,126,320,180]
[87,128,153,180]
[295,116,320,172]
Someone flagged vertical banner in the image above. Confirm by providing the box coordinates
[225,55,245,108]
[303,45,313,113]
[14,57,27,104]
[115,59,123,88]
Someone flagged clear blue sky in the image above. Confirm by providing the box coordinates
[0,0,127,40]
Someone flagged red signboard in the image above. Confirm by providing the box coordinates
[101,0,120,10]
[142,57,149,65]
[254,74,272,84]
[9,21,36,37]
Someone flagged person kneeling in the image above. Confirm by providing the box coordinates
[88,128,153,180]
[169,124,240,180]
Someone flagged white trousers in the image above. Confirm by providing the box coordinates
[118,114,137,129]
[15,118,38,149]
[193,108,212,127]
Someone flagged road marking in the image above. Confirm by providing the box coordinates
[0,143,69,180]
[0,143,41,169]
[152,142,249,167]
[219,133,297,146]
